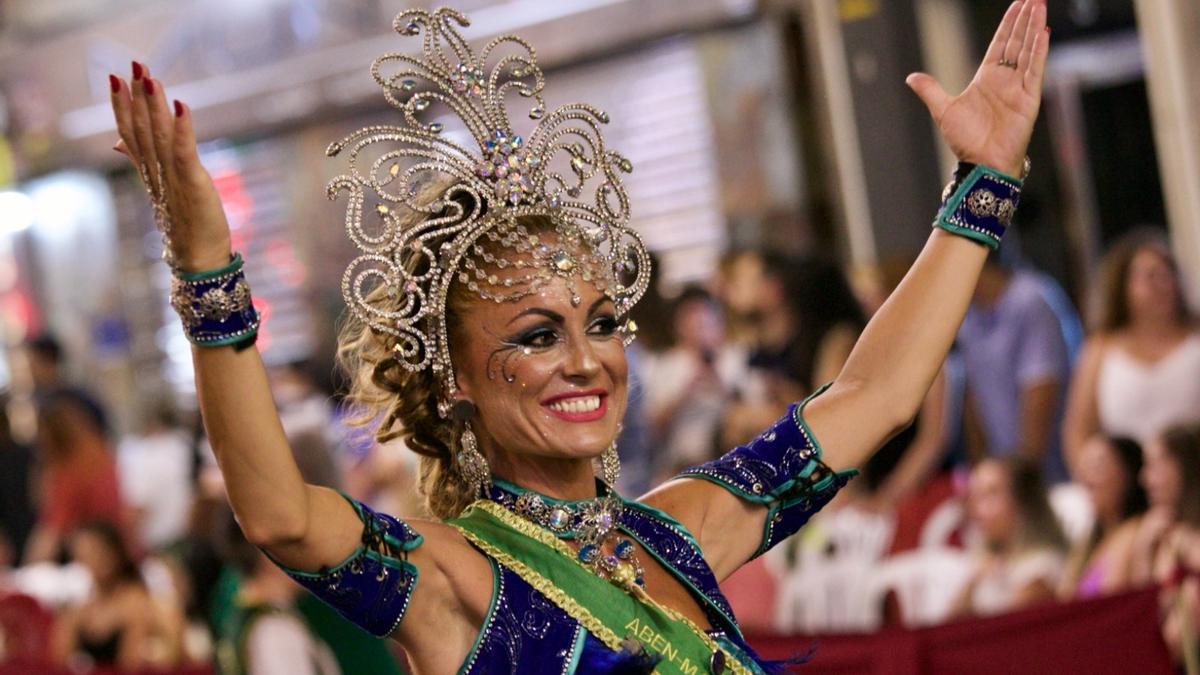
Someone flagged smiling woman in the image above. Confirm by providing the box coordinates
[108,2,1050,672]
[338,208,633,519]
[452,284,628,491]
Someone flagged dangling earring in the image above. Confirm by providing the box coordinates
[452,399,491,498]
[600,426,621,488]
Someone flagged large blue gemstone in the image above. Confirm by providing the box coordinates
[615,539,634,560]
[578,544,598,563]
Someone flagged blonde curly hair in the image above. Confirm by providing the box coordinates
[336,298,475,520]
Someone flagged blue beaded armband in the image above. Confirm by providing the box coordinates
[268,495,423,638]
[933,163,1023,250]
[676,384,857,559]
[169,252,261,347]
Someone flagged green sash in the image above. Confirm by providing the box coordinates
[449,500,757,675]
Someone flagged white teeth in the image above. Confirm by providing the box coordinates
[548,395,601,414]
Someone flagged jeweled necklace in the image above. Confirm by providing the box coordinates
[489,479,646,593]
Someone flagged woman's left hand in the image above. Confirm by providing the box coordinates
[906,0,1049,177]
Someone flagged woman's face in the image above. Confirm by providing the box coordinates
[968,461,1017,547]
[452,275,628,471]
[70,530,119,585]
[1141,437,1182,512]
[674,298,724,353]
[1125,247,1179,323]
[1079,437,1127,520]
[719,252,765,318]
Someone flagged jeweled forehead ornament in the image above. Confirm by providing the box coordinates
[327,7,651,417]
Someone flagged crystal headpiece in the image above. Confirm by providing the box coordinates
[327,7,650,416]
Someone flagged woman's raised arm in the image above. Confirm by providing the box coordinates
[644,1,1049,577]
[807,0,1049,471]
[108,63,360,571]
[108,69,493,665]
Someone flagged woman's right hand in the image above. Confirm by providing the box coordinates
[109,62,232,272]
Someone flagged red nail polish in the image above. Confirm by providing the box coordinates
[109,74,120,94]
[132,61,144,80]
[1045,26,1051,33]
[174,100,184,117]
[144,77,155,96]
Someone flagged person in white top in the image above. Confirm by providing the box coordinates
[643,287,752,475]
[116,401,195,551]
[952,457,1068,618]
[1063,230,1200,476]
[218,513,342,675]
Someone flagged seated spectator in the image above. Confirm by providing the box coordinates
[1060,435,1149,599]
[0,395,35,566]
[1131,424,1200,664]
[215,514,341,675]
[26,333,110,436]
[50,521,183,671]
[117,399,195,551]
[1132,424,1200,586]
[749,254,864,396]
[270,360,343,448]
[722,254,864,448]
[1063,230,1200,473]
[644,286,747,473]
[951,458,1067,618]
[713,249,767,349]
[25,393,131,563]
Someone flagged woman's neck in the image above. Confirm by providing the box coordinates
[1097,507,1122,534]
[93,577,117,597]
[488,452,599,501]
[986,538,1013,557]
[93,574,133,599]
[1126,315,1184,342]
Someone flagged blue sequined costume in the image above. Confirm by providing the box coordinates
[276,391,854,673]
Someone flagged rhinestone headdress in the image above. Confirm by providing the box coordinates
[328,7,650,416]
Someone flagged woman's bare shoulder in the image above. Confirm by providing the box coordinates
[397,515,490,580]
[1069,334,1115,380]
[1081,332,1116,358]
[1109,517,1146,550]
[416,517,484,554]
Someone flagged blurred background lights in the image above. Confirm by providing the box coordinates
[0,190,35,234]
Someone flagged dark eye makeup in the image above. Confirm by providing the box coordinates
[506,324,559,350]
[588,314,619,336]
[486,305,621,383]
[501,311,619,350]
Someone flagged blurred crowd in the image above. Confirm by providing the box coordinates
[0,349,404,674]
[0,228,1198,673]
[629,227,1200,665]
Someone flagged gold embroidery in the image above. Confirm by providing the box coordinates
[455,501,752,675]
